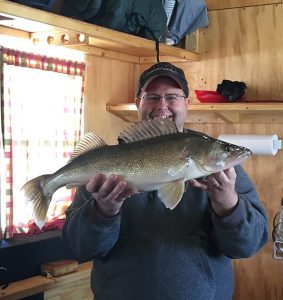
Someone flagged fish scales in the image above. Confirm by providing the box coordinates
[51,134,187,188]
[21,118,252,228]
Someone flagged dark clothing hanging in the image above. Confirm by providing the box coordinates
[61,0,168,42]
[166,0,209,44]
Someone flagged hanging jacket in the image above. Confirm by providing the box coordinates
[162,0,176,25]
[61,0,167,42]
[166,0,209,44]
[61,0,102,20]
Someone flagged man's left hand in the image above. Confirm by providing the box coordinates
[188,167,238,217]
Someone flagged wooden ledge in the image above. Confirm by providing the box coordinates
[0,261,92,300]
[0,0,199,64]
[106,102,283,124]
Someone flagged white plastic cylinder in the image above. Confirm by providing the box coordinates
[218,134,281,155]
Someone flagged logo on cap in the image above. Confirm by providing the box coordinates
[136,62,189,97]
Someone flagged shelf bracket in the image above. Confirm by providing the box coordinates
[217,112,240,123]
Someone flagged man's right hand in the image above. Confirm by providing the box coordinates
[86,174,138,218]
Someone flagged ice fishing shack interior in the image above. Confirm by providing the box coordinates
[0,0,283,299]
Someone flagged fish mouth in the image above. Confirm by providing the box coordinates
[224,151,252,169]
[236,150,252,160]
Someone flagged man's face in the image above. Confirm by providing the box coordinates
[136,76,188,132]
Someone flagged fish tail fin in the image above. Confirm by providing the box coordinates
[21,174,53,229]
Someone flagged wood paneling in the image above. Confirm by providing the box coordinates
[186,4,283,103]
[206,0,282,10]
[188,122,283,300]
[84,56,139,143]
[106,103,283,124]
[0,262,92,300]
[0,0,199,63]
[182,5,283,299]
[44,277,92,300]
[0,25,29,39]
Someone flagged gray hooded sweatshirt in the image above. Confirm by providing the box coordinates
[62,165,268,300]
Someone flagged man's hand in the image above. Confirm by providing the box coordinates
[86,174,138,218]
[188,168,238,217]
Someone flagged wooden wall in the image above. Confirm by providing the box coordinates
[194,3,283,102]
[85,3,283,300]
[206,0,281,10]
[188,4,283,300]
[84,56,139,143]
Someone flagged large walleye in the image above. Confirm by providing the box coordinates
[21,118,252,228]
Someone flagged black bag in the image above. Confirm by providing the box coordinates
[217,80,247,102]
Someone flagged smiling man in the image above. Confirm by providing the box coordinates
[136,63,189,132]
[62,62,268,300]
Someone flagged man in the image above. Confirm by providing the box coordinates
[62,62,268,300]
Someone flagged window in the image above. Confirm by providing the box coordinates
[0,47,85,239]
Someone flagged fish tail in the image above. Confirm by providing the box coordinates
[21,174,53,229]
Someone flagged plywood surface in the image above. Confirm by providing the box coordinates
[106,103,283,124]
[44,277,93,300]
[195,4,283,102]
[183,7,283,298]
[0,262,92,300]
[0,0,199,63]
[206,0,282,10]
[84,56,138,144]
[188,122,283,300]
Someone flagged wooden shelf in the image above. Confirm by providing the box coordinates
[106,102,283,124]
[0,0,199,64]
[0,261,92,300]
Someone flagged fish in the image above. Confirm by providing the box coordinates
[21,118,252,228]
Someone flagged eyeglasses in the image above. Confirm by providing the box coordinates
[140,94,186,103]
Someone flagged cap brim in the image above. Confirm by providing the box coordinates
[141,72,184,92]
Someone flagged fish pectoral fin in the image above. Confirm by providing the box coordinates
[158,180,185,210]
[167,163,188,177]
[167,154,192,177]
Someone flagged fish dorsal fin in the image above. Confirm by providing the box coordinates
[119,118,178,143]
[68,132,106,162]
[158,179,185,210]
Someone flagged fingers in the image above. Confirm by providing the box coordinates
[207,168,236,188]
[223,167,236,180]
[87,174,126,197]
[206,173,225,189]
[102,177,137,203]
[188,168,236,191]
[188,179,209,190]
[86,174,106,193]
[115,188,138,203]
[86,174,138,217]
[190,168,238,217]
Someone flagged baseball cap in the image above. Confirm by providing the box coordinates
[136,62,189,97]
